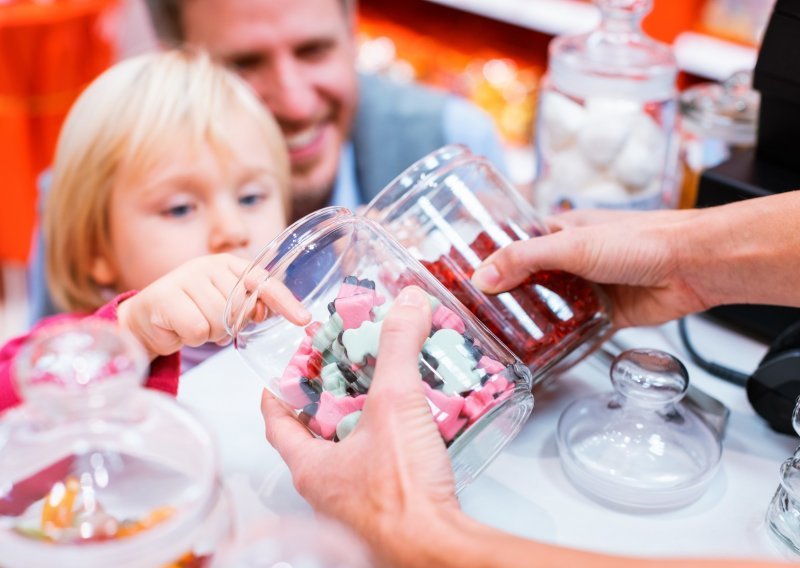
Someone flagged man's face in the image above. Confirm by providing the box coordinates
[183,0,359,218]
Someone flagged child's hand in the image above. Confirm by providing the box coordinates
[117,254,310,359]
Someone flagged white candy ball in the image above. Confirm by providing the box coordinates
[550,146,600,192]
[577,117,632,168]
[629,112,667,154]
[540,92,586,152]
[614,140,659,190]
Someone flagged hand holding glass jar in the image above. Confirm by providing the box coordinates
[225,208,534,492]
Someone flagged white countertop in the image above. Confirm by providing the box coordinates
[179,314,798,561]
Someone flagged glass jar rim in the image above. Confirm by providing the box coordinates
[364,144,474,222]
[364,144,538,228]
[225,206,378,339]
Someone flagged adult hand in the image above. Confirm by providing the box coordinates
[118,253,310,358]
[471,208,710,328]
[261,286,460,565]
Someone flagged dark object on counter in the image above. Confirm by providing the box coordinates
[693,0,800,435]
[696,0,800,344]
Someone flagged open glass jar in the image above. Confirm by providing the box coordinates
[365,145,612,384]
[225,207,534,492]
[533,0,679,211]
[0,320,231,567]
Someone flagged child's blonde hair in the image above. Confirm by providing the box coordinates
[44,49,289,313]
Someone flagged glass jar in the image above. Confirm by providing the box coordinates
[533,0,679,212]
[677,70,759,208]
[557,349,722,510]
[224,207,534,492]
[365,145,612,384]
[766,396,800,555]
[0,320,231,567]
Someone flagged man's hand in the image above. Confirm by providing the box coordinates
[261,286,459,564]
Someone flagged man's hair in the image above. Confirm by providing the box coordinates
[145,0,357,46]
[45,49,289,312]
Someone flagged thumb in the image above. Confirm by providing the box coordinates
[471,232,589,293]
[368,286,432,398]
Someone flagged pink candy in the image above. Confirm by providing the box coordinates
[309,392,367,439]
[478,356,506,375]
[334,281,385,331]
[462,374,513,424]
[431,305,466,334]
[424,384,468,442]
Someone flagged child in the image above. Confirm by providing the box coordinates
[0,49,308,412]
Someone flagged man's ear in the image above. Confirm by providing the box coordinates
[90,256,117,287]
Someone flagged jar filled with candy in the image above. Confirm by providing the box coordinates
[365,145,612,384]
[677,70,759,208]
[0,320,231,567]
[225,207,534,493]
[533,0,679,212]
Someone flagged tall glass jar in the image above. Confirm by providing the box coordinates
[0,320,232,567]
[766,396,800,555]
[677,70,759,209]
[533,0,679,212]
[224,207,534,493]
[365,145,612,384]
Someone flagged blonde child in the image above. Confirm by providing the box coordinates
[0,49,308,411]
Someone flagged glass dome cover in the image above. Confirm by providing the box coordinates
[549,0,677,101]
[0,320,227,567]
[557,348,722,511]
[680,70,759,146]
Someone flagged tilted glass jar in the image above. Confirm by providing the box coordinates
[365,145,612,385]
[0,320,231,567]
[224,207,534,492]
[533,0,679,212]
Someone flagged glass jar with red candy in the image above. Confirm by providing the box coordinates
[365,145,612,385]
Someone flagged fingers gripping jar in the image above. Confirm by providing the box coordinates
[225,207,534,492]
[0,320,231,567]
[533,0,679,212]
[365,145,612,384]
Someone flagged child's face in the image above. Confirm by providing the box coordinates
[93,110,287,293]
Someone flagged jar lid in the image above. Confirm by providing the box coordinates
[0,320,221,566]
[548,0,677,101]
[680,70,759,146]
[556,348,722,511]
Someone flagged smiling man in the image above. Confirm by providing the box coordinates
[146,0,506,221]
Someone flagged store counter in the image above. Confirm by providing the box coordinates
[179,314,797,561]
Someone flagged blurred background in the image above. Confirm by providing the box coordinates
[0,0,774,341]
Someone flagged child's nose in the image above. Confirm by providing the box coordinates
[209,206,249,253]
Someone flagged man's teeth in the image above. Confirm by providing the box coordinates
[286,127,321,150]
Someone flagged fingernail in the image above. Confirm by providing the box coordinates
[397,287,427,307]
[295,306,311,322]
[472,264,500,289]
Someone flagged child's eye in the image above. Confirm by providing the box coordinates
[239,193,266,207]
[162,203,196,218]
